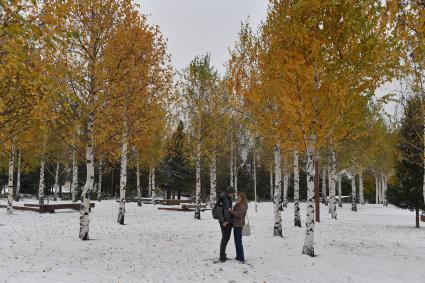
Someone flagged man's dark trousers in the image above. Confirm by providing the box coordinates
[220,222,232,260]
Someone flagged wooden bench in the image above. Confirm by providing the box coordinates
[126,197,153,203]
[116,199,154,205]
[158,207,193,212]
[158,205,211,212]
[156,199,195,205]
[182,204,208,209]
[0,204,53,213]
[23,203,95,213]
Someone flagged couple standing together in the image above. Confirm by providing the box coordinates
[215,186,248,263]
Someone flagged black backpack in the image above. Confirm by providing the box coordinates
[212,199,224,220]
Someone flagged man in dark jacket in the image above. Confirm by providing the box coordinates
[217,186,234,262]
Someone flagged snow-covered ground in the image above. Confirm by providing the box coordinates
[0,199,424,283]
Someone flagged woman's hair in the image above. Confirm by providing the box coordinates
[238,192,248,206]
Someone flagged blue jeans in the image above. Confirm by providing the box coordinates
[233,227,244,261]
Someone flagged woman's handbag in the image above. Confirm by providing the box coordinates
[242,211,251,236]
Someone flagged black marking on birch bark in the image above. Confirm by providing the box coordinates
[294,201,301,227]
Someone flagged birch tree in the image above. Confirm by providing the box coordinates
[273,145,283,237]
[293,150,301,226]
[178,54,221,219]
[6,143,15,214]
[329,147,337,219]
[56,0,133,240]
[102,7,171,225]
[351,172,357,212]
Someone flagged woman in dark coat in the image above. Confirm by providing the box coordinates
[229,192,248,262]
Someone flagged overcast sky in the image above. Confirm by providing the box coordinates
[136,0,269,75]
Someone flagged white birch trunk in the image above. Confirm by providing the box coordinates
[270,166,274,202]
[381,175,384,204]
[375,174,379,204]
[148,168,152,198]
[194,140,202,219]
[321,168,328,205]
[382,174,388,206]
[302,138,315,257]
[71,149,78,203]
[294,151,301,227]
[273,144,282,237]
[117,125,128,225]
[351,172,357,212]
[53,160,60,201]
[15,150,21,201]
[359,171,364,205]
[136,155,142,206]
[253,153,258,212]
[209,153,217,207]
[328,162,332,212]
[234,148,238,196]
[378,174,381,204]
[97,158,103,201]
[338,173,342,208]
[230,135,234,189]
[152,167,156,200]
[38,155,46,205]
[329,147,337,219]
[150,167,156,202]
[6,144,15,214]
[283,174,289,208]
[79,112,94,240]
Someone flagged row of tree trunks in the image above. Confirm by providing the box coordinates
[382,174,388,206]
[374,173,388,205]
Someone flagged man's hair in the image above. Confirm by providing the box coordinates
[225,186,234,194]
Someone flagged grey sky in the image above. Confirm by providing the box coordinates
[136,0,269,74]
